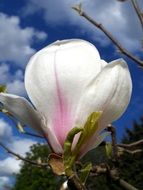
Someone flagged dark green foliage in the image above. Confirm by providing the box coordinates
[82,147,123,190]
[119,118,143,189]
[122,118,143,143]
[13,144,64,190]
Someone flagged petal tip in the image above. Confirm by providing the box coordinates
[111,58,128,68]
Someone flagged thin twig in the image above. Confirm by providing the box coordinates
[91,164,138,190]
[107,125,118,161]
[131,0,143,31]
[0,141,49,168]
[72,4,143,67]
[118,139,143,148]
[116,179,138,190]
[23,131,44,139]
[123,149,142,155]
[68,174,87,190]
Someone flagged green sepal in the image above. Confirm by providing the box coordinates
[73,112,102,157]
[63,112,102,176]
[105,142,112,158]
[79,162,92,184]
[0,85,7,93]
[63,127,83,176]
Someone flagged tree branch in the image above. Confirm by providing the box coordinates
[0,141,49,168]
[23,131,45,139]
[118,139,143,148]
[131,0,143,31]
[115,178,138,190]
[107,125,118,161]
[122,149,142,155]
[72,4,143,67]
[91,164,138,190]
[68,174,87,190]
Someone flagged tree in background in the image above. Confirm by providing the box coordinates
[119,118,143,189]
[13,144,64,190]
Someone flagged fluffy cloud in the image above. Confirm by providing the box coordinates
[9,138,37,156]
[0,12,47,67]
[0,119,12,142]
[7,80,26,96]
[0,176,11,188]
[0,119,37,186]
[0,12,47,96]
[0,63,26,96]
[0,157,20,176]
[24,0,143,51]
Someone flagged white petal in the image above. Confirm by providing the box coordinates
[79,132,110,159]
[40,116,63,153]
[25,39,102,146]
[75,59,132,130]
[100,59,108,68]
[43,125,63,153]
[99,59,132,128]
[0,93,43,133]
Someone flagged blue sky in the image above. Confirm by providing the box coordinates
[0,0,143,188]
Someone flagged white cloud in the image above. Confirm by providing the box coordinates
[7,80,26,96]
[0,119,12,142]
[0,12,47,67]
[0,11,47,96]
[0,119,37,185]
[0,138,37,176]
[0,63,11,84]
[24,0,143,51]
[9,138,37,156]
[0,63,26,96]
[0,157,20,176]
[0,176,11,187]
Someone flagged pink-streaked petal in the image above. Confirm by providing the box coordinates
[79,132,110,159]
[42,119,63,153]
[75,59,132,132]
[25,39,102,146]
[0,93,43,134]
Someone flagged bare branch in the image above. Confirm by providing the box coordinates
[72,4,143,67]
[23,131,45,139]
[131,0,143,31]
[0,141,49,168]
[91,164,138,190]
[117,179,138,190]
[123,149,142,155]
[107,125,118,161]
[118,139,143,148]
[68,174,87,190]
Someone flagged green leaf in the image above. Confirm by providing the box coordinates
[105,142,112,158]
[63,127,83,176]
[73,112,102,157]
[0,85,6,93]
[79,162,92,184]
[63,112,102,176]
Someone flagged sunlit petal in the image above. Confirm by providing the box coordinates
[0,93,43,134]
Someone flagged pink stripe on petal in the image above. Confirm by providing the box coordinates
[52,52,73,146]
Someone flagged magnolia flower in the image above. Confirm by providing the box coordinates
[0,39,132,158]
